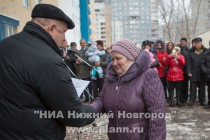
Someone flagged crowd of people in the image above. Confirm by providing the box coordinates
[61,39,112,101]
[1,3,209,139]
[61,37,210,109]
[147,37,209,108]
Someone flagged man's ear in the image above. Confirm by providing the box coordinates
[47,24,55,36]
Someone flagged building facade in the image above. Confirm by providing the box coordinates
[151,0,160,41]
[104,1,112,48]
[89,0,97,42]
[0,0,58,40]
[59,0,81,46]
[111,0,159,47]
[80,0,92,42]
[191,30,210,48]
[95,0,112,48]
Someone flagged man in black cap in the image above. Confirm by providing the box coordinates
[187,37,207,106]
[0,4,95,140]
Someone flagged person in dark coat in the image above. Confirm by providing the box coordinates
[65,42,78,77]
[91,39,166,140]
[76,39,92,102]
[0,4,95,140]
[200,45,210,108]
[179,37,189,104]
[187,37,207,106]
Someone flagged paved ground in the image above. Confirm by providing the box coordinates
[65,101,210,140]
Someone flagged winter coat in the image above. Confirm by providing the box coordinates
[0,22,95,140]
[76,47,92,79]
[156,52,168,78]
[91,51,166,140]
[200,49,210,81]
[65,49,78,77]
[89,51,109,76]
[179,46,189,73]
[153,40,168,78]
[145,51,158,72]
[187,46,208,81]
[165,54,186,81]
[85,45,105,62]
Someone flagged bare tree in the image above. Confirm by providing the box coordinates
[158,0,174,42]
[158,0,202,45]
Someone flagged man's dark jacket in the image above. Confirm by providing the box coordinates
[186,46,208,81]
[179,46,189,73]
[200,48,210,81]
[0,22,95,140]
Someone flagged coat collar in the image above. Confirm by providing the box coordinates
[23,21,62,56]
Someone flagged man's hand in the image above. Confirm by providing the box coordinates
[188,73,192,77]
[95,62,100,67]
[76,58,82,64]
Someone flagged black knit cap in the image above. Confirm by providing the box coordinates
[31,4,75,29]
[193,37,202,42]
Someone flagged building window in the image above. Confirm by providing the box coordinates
[101,31,106,34]
[22,0,30,8]
[101,23,106,26]
[35,0,42,4]
[95,9,100,12]
[5,24,17,37]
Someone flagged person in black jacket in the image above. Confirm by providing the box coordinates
[187,37,207,106]
[179,38,189,104]
[0,4,95,140]
[200,44,210,108]
[65,42,78,77]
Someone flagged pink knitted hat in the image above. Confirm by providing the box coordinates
[111,39,140,61]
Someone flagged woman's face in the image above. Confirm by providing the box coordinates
[167,43,173,50]
[157,43,162,49]
[111,52,133,76]
[144,45,151,50]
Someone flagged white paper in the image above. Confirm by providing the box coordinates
[71,78,90,97]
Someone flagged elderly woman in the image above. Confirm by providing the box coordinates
[91,39,166,140]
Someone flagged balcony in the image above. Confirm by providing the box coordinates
[87,6,91,15]
[88,28,92,35]
[88,17,91,25]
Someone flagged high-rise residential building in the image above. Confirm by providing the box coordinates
[95,0,112,48]
[191,0,210,35]
[80,0,92,42]
[111,0,159,46]
[151,0,160,41]
[104,0,112,48]
[59,0,81,46]
[89,0,97,42]
[0,0,58,40]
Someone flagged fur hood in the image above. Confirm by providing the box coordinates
[153,40,166,53]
